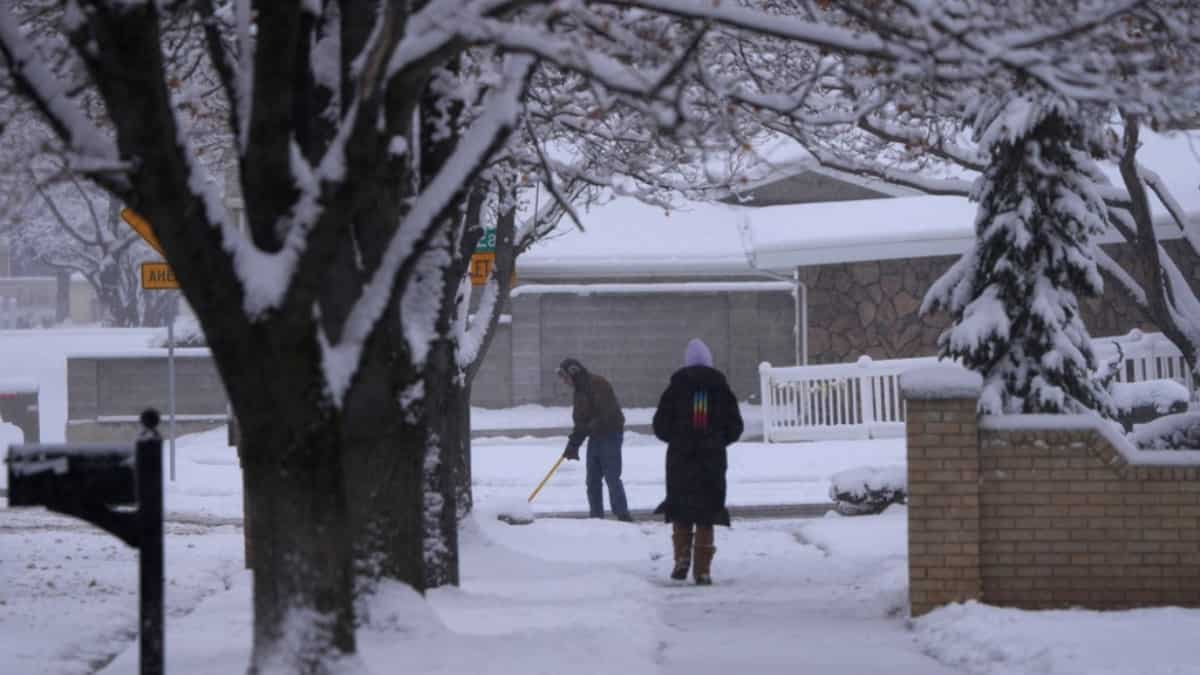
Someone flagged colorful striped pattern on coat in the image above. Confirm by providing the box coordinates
[692,390,709,430]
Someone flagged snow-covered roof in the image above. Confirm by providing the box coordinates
[521,199,753,278]
[519,130,1200,278]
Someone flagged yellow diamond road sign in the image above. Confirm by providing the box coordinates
[141,262,179,290]
[121,208,166,257]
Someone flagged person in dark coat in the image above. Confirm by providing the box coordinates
[652,338,743,585]
[557,358,633,522]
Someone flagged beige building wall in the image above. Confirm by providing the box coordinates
[69,276,101,324]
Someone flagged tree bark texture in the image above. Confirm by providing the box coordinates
[11,2,526,670]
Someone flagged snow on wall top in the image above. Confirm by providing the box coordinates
[66,348,214,360]
[0,378,38,394]
[509,281,794,297]
[899,363,983,400]
[980,414,1200,467]
[520,130,1200,278]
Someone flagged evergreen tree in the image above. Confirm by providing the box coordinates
[922,96,1115,416]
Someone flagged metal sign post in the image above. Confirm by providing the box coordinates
[167,295,177,482]
[122,207,181,481]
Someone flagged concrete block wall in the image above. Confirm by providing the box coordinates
[508,289,794,407]
[905,391,1200,617]
[67,353,228,442]
[63,287,796,429]
[470,322,513,408]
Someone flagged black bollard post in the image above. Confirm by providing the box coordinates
[138,409,164,675]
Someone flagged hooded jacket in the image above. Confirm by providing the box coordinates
[652,363,743,526]
[561,359,626,452]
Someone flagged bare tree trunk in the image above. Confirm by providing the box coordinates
[242,427,356,674]
[1116,117,1200,376]
[341,344,426,596]
[451,384,472,519]
[451,193,518,518]
[422,338,462,588]
[234,373,356,673]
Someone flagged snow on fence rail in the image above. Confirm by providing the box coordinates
[1093,329,1194,391]
[759,355,937,442]
[759,330,1194,443]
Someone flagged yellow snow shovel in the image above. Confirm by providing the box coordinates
[527,455,565,503]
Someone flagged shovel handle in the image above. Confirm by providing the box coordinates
[528,455,566,503]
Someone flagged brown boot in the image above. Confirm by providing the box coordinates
[693,526,716,586]
[671,523,693,580]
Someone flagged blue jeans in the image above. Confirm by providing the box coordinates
[586,432,630,519]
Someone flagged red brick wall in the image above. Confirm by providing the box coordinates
[907,396,1200,616]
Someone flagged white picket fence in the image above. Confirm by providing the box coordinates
[1093,330,1194,391]
[759,330,1194,443]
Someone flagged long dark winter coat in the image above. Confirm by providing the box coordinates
[652,365,743,526]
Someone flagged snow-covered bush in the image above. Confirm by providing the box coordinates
[1128,412,1200,450]
[148,313,206,348]
[1110,380,1190,414]
[829,465,907,516]
[1109,379,1190,431]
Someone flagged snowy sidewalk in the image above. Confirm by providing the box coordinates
[646,513,961,675]
[7,503,1200,674]
[95,508,956,675]
[142,426,905,524]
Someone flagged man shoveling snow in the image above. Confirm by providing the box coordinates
[556,357,633,522]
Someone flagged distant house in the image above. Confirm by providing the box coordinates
[470,131,1200,408]
[0,237,103,327]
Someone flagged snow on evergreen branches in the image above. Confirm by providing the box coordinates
[923,95,1115,417]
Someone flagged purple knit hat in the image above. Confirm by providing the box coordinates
[684,338,713,367]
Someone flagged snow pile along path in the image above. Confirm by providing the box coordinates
[915,602,1200,675]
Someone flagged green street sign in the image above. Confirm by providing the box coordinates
[475,228,496,254]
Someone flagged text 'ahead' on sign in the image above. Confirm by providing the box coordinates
[141,262,179,290]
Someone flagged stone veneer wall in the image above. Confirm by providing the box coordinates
[906,391,1200,617]
[797,241,1200,365]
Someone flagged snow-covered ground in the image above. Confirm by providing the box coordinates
[3,328,1200,674]
[5,500,1199,675]
[110,424,904,522]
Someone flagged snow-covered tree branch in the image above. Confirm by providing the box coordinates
[5,1,1200,671]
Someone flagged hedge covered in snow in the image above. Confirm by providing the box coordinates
[1110,380,1190,414]
[1128,412,1200,451]
[828,465,907,516]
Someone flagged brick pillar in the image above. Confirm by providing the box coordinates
[906,395,982,616]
